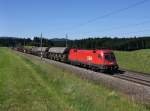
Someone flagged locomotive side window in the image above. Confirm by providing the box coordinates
[104,53,115,61]
[98,54,102,59]
[105,55,111,61]
[74,49,77,52]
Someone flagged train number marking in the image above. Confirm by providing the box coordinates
[87,56,92,61]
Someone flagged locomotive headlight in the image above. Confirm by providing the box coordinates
[110,62,114,65]
[104,61,106,65]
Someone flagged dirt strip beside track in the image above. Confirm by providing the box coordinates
[15,50,150,104]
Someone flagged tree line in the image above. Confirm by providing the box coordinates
[0,36,150,51]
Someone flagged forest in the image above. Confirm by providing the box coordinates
[0,36,150,51]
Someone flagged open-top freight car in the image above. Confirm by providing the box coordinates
[31,47,49,57]
[47,47,70,62]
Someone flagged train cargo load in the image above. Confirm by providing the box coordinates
[31,47,48,57]
[47,47,70,62]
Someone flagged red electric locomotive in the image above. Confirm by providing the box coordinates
[68,49,118,71]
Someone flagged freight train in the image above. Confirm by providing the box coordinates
[15,47,119,72]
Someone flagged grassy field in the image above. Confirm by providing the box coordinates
[0,48,149,111]
[115,49,150,74]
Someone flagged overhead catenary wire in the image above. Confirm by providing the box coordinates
[68,20,150,38]
[98,28,150,37]
[68,0,149,31]
[47,0,149,39]
[100,20,150,32]
[73,19,150,36]
[120,28,150,36]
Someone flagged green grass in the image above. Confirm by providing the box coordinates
[115,49,150,74]
[0,48,149,111]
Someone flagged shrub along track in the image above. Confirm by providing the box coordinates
[14,50,150,104]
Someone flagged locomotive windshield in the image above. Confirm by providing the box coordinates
[104,52,116,61]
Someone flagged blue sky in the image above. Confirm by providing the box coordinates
[0,0,150,39]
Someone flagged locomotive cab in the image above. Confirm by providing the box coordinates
[101,51,118,71]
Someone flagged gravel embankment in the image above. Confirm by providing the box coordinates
[15,51,150,104]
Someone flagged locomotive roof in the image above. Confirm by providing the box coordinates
[71,48,112,51]
[70,49,113,54]
[48,47,69,54]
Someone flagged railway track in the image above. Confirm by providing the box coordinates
[15,49,150,87]
[120,68,150,77]
[113,70,150,87]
